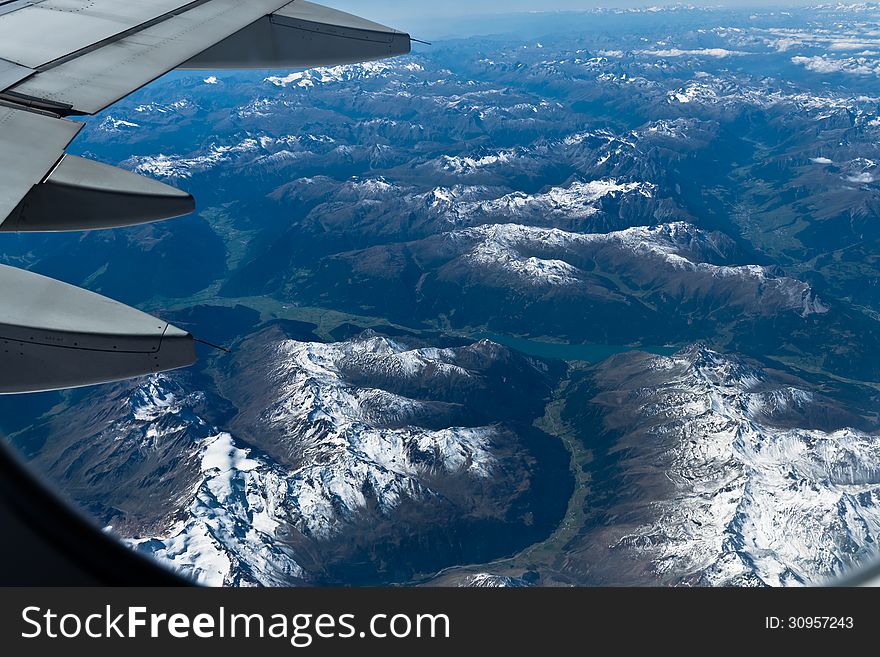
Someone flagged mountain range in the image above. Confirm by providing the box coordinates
[2,3,880,586]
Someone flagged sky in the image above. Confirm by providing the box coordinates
[331,0,820,13]
[328,0,829,38]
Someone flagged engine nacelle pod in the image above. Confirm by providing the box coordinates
[0,265,195,394]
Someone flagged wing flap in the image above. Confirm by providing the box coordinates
[0,106,82,226]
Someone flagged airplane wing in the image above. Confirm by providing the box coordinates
[0,0,412,394]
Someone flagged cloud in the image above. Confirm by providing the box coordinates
[638,48,748,58]
[792,55,880,76]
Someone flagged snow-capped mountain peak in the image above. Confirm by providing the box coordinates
[599,347,880,586]
[124,334,545,585]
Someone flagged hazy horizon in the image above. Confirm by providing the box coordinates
[332,0,831,13]
[327,1,855,39]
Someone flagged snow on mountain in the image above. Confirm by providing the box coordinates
[235,97,278,119]
[668,83,715,105]
[591,62,880,116]
[69,375,302,587]
[438,150,519,174]
[467,180,655,218]
[607,346,880,586]
[562,128,626,148]
[460,573,531,588]
[463,226,585,287]
[446,222,828,315]
[126,336,507,585]
[129,377,201,424]
[260,338,500,532]
[641,118,700,139]
[424,180,656,227]
[265,61,425,88]
[132,99,194,114]
[97,116,140,132]
[126,138,260,179]
[280,174,668,240]
[129,432,305,587]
